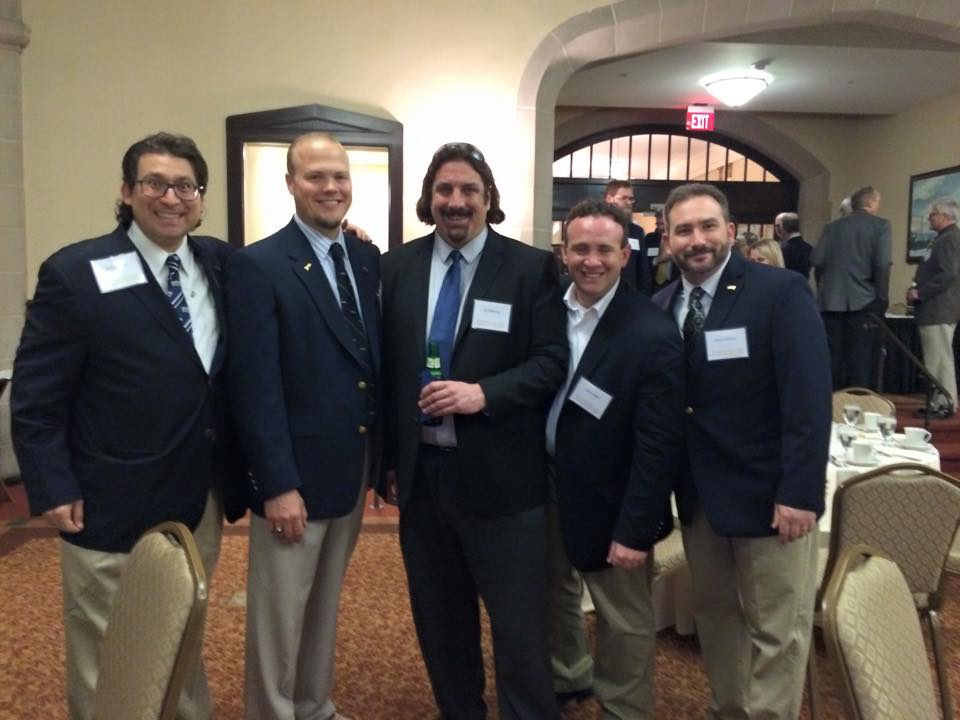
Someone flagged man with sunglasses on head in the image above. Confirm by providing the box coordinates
[11,132,243,720]
[380,142,568,719]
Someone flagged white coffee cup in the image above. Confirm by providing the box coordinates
[849,439,876,464]
[902,426,932,447]
[862,412,881,431]
[836,468,860,484]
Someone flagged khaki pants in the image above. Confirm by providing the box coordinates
[682,510,818,720]
[918,323,957,411]
[244,478,366,720]
[61,490,223,720]
[546,501,655,720]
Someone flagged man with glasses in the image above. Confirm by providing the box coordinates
[603,180,653,295]
[11,132,242,720]
[381,142,567,719]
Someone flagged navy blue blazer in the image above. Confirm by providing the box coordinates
[226,219,381,520]
[554,281,684,571]
[652,252,832,537]
[782,235,813,280]
[380,229,567,517]
[12,226,243,552]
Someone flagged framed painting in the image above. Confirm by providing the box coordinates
[907,164,960,263]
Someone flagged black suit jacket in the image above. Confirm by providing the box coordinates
[226,219,381,519]
[554,281,684,571]
[781,235,813,280]
[623,222,653,296]
[381,229,568,516]
[653,253,832,537]
[12,226,243,552]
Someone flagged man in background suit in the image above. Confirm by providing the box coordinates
[546,199,684,718]
[604,180,653,295]
[380,142,567,720]
[811,185,892,388]
[908,197,960,418]
[227,132,380,720]
[11,132,240,720]
[653,183,832,719]
[775,211,812,280]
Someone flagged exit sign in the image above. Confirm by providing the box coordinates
[686,105,715,131]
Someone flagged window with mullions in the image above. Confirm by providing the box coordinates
[553,133,780,184]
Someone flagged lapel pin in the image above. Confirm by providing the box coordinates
[304,262,312,272]
[726,284,737,291]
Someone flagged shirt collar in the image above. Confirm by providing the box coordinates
[680,248,732,300]
[434,227,488,265]
[563,277,620,321]
[127,220,190,277]
[293,214,345,260]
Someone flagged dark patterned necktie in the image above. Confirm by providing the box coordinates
[329,243,372,373]
[165,254,192,337]
[428,249,463,377]
[682,286,705,350]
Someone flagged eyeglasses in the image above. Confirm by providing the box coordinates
[433,142,485,165]
[136,177,203,200]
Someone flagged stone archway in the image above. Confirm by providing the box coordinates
[515,0,960,248]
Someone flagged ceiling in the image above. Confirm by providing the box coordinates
[557,22,960,116]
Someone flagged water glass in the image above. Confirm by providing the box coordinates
[877,415,896,444]
[842,404,862,428]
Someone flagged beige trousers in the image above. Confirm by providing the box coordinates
[61,490,224,720]
[682,510,818,720]
[243,479,366,720]
[918,323,957,411]
[546,501,655,720]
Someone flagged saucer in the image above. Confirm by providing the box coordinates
[896,440,932,451]
[846,454,880,467]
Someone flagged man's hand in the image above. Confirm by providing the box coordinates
[381,469,400,506]
[419,381,486,416]
[265,489,308,544]
[342,219,371,243]
[907,288,920,304]
[43,500,84,533]
[771,503,816,544]
[607,540,648,569]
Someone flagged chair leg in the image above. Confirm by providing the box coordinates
[806,637,821,720]
[927,610,953,720]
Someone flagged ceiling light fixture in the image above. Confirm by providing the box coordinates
[700,63,773,108]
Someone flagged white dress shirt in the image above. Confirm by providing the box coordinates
[545,278,620,457]
[128,221,218,374]
[673,249,733,334]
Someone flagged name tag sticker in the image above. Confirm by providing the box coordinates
[705,327,749,361]
[628,238,641,251]
[646,246,659,257]
[471,300,511,333]
[569,377,613,420]
[90,252,147,293]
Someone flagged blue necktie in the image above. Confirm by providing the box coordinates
[428,250,462,377]
[330,243,372,374]
[165,254,192,337]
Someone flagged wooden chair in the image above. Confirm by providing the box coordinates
[831,386,896,423]
[808,464,960,720]
[822,544,939,720]
[92,521,208,720]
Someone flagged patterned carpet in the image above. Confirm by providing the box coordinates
[0,521,955,719]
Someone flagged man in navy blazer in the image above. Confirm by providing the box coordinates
[381,143,567,719]
[653,183,831,720]
[546,199,684,718]
[12,132,241,720]
[226,133,380,720]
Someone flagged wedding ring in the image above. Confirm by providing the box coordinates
[273,525,283,535]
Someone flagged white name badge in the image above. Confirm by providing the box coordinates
[471,299,511,333]
[628,237,641,251]
[90,252,147,294]
[705,327,749,361]
[569,376,613,420]
[646,246,659,257]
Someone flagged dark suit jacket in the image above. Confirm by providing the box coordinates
[913,223,960,326]
[554,281,684,571]
[812,211,891,312]
[381,228,568,516]
[11,226,242,552]
[781,234,813,280]
[226,219,381,520]
[653,253,832,537]
[623,222,653,296]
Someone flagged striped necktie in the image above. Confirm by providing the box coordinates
[165,254,192,337]
[329,243,372,374]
